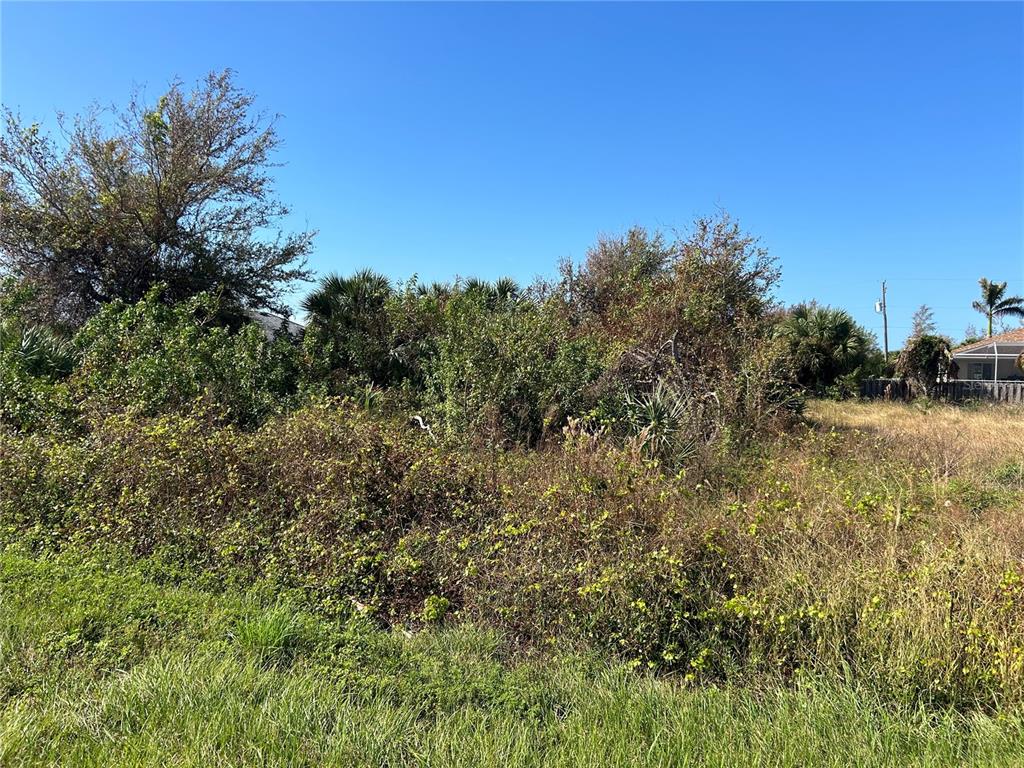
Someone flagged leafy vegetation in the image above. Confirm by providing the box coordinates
[896,333,955,397]
[2,399,1023,716]
[778,303,882,397]
[2,548,1023,767]
[0,71,312,326]
[2,72,1023,765]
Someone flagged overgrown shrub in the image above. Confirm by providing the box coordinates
[553,215,799,455]
[0,281,79,432]
[896,334,955,398]
[422,291,604,447]
[70,287,301,428]
[3,399,1021,710]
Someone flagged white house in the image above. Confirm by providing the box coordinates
[952,328,1024,382]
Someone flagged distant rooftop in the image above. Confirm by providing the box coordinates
[245,310,305,340]
[954,328,1024,354]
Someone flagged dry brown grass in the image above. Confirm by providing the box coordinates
[807,399,1024,478]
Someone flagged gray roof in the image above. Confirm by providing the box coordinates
[245,310,305,340]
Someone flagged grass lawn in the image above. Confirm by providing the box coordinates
[2,548,1022,768]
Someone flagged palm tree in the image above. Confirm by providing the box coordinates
[778,304,874,393]
[415,281,453,301]
[972,278,1024,337]
[459,277,521,308]
[302,269,392,325]
[301,269,394,383]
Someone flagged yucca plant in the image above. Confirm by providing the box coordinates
[624,379,718,466]
[0,319,78,380]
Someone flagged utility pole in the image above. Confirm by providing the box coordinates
[875,281,889,361]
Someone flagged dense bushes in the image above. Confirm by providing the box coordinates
[778,303,883,397]
[0,281,79,431]
[1,286,301,432]
[420,291,604,446]
[2,400,1022,709]
[3,213,798,460]
[8,214,1021,712]
[71,288,300,428]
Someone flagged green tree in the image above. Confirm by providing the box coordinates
[909,304,936,339]
[972,279,1024,337]
[778,304,877,396]
[895,334,955,398]
[301,270,396,387]
[0,70,313,326]
[554,214,794,444]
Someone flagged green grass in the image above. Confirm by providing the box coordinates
[1,549,1022,767]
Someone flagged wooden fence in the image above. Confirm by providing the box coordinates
[861,378,1024,404]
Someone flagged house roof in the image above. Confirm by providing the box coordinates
[953,328,1024,355]
[245,310,305,340]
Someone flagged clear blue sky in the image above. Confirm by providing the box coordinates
[3,1,1022,342]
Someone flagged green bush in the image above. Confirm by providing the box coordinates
[0,281,79,432]
[896,334,955,398]
[777,303,882,397]
[71,287,301,428]
[3,400,1022,710]
[422,292,604,446]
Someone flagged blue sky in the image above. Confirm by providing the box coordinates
[2,1,1022,342]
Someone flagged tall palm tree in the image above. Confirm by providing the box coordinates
[972,278,1024,337]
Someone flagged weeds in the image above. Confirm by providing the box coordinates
[1,549,1023,767]
[1,399,1022,710]
[231,602,308,667]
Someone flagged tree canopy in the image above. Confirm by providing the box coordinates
[909,305,936,340]
[0,70,313,327]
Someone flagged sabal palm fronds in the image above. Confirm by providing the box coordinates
[777,304,872,392]
[300,270,395,383]
[415,281,453,301]
[459,277,521,308]
[302,269,392,326]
